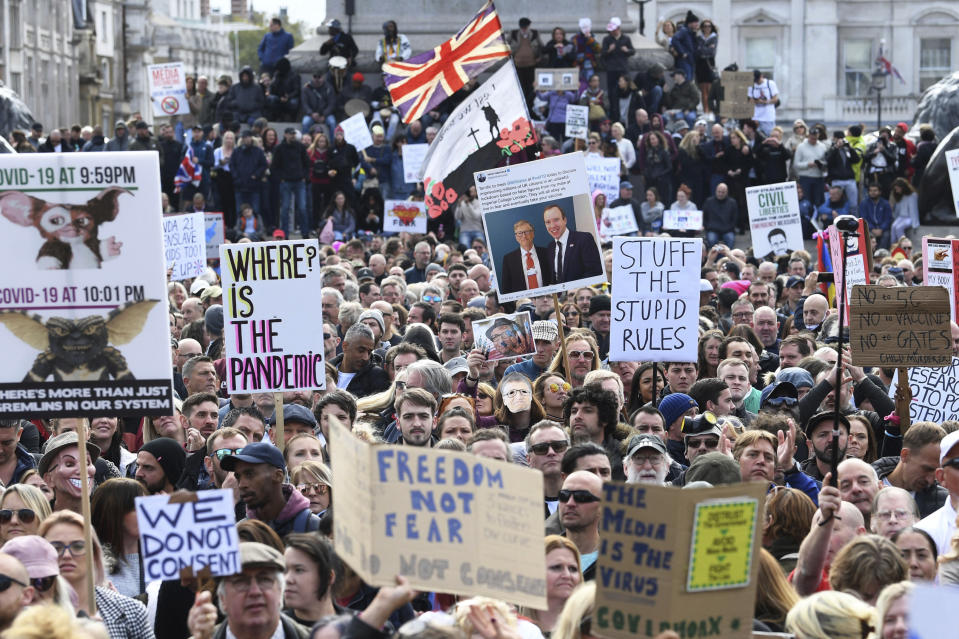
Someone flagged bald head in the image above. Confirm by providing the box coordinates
[838,458,881,519]
[563,470,603,494]
[803,294,829,328]
[0,554,28,584]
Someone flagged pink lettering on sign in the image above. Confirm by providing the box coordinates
[152,68,180,85]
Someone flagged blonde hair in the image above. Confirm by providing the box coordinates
[874,581,912,639]
[291,460,333,489]
[754,548,800,628]
[38,511,106,585]
[452,597,517,636]
[552,582,595,639]
[1,603,99,639]
[1,484,52,524]
[785,590,876,639]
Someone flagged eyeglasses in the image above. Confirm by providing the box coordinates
[212,447,244,461]
[323,333,334,340]
[630,455,664,467]
[224,573,279,592]
[875,508,911,521]
[687,437,719,450]
[764,396,798,407]
[548,382,571,393]
[0,574,27,593]
[423,295,442,303]
[0,509,35,524]
[296,483,328,495]
[514,230,534,237]
[558,489,601,504]
[503,388,531,399]
[530,440,569,455]
[732,312,753,320]
[50,541,86,558]
[30,576,55,592]
[942,458,959,470]
[562,310,579,316]
[568,350,594,360]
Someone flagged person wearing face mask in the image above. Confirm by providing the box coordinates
[494,373,546,443]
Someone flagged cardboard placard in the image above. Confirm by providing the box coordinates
[535,68,579,92]
[163,212,206,281]
[828,219,871,323]
[889,358,959,423]
[849,285,952,367]
[477,153,606,302]
[605,205,639,236]
[204,212,225,260]
[403,143,429,183]
[609,237,702,362]
[340,112,373,151]
[946,149,959,218]
[586,156,621,209]
[148,62,190,117]
[0,152,173,418]
[384,200,427,234]
[565,105,589,140]
[330,420,547,609]
[746,182,803,258]
[662,209,703,231]
[136,489,240,581]
[595,482,765,639]
[718,71,754,120]
[220,239,326,393]
[471,311,535,361]
[923,237,959,322]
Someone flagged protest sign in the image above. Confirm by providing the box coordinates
[340,112,373,151]
[828,219,871,323]
[471,311,534,361]
[662,209,703,232]
[220,239,325,393]
[163,212,206,281]
[535,68,579,92]
[849,285,951,367]
[923,237,959,322]
[605,205,639,236]
[719,71,754,120]
[384,200,427,234]
[565,105,589,140]
[946,149,959,217]
[609,237,702,362]
[911,583,959,639]
[889,358,959,423]
[136,489,239,581]
[0,152,173,418]
[205,213,225,260]
[147,62,190,117]
[595,482,765,639]
[330,420,547,608]
[746,182,803,258]
[477,153,606,303]
[586,156,621,207]
[403,143,429,183]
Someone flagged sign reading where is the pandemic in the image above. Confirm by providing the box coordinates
[0,152,173,417]
[220,239,325,393]
[595,482,765,639]
[330,420,547,609]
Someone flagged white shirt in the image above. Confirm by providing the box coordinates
[916,497,957,556]
[523,246,546,288]
[748,79,778,122]
[551,228,570,276]
[337,370,357,389]
[227,622,284,639]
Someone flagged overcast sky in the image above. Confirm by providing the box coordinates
[210,0,326,29]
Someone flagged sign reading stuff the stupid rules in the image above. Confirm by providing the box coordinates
[0,152,174,418]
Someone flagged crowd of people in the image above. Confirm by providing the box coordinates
[0,9,954,639]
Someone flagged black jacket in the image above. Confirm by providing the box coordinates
[271,139,310,182]
[872,456,948,518]
[825,143,861,181]
[330,353,390,398]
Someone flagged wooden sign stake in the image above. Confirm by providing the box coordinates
[273,393,285,451]
[76,418,97,616]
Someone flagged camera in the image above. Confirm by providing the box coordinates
[834,215,860,232]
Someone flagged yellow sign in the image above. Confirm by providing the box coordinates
[687,498,758,591]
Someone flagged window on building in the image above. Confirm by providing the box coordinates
[920,38,951,93]
[844,39,873,96]
[10,73,21,95]
[9,2,21,48]
[745,38,777,77]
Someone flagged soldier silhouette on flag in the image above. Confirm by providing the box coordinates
[482,104,500,142]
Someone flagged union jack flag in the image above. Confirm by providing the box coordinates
[383,1,510,124]
[877,56,905,84]
[174,149,202,193]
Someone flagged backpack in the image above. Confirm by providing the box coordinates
[292,507,321,532]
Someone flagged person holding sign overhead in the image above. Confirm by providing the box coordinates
[501,220,553,295]
[543,204,603,285]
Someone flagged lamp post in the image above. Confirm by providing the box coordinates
[871,68,888,132]
[629,0,653,35]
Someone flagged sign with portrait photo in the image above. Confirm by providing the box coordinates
[471,311,535,361]
[746,182,803,259]
[476,153,606,303]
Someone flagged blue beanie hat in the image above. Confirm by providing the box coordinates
[658,393,697,428]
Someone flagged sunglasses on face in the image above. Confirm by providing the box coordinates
[0,509,35,525]
[423,295,442,303]
[558,489,601,504]
[30,576,55,592]
[568,350,594,360]
[296,483,328,495]
[943,458,959,470]
[212,447,244,461]
[0,574,27,593]
[764,396,798,407]
[548,382,571,393]
[530,440,569,455]
[562,310,579,316]
[50,540,86,557]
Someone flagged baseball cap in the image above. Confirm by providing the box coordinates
[284,127,297,135]
[685,452,742,485]
[786,276,804,288]
[940,430,959,465]
[626,434,667,458]
[620,181,634,190]
[803,411,850,438]
[1,536,59,579]
[272,229,286,239]
[682,412,722,438]
[607,16,622,31]
[190,279,210,295]
[220,442,286,471]
[239,542,285,571]
[531,320,558,343]
[200,285,222,303]
[700,279,713,293]
[356,267,375,281]
[444,357,470,377]
[269,403,317,430]
[777,367,814,391]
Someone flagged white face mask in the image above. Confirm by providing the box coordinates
[502,384,532,413]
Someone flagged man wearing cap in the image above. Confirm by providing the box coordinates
[105,120,131,152]
[128,121,163,160]
[189,541,309,639]
[601,17,633,97]
[270,404,318,446]
[2,536,57,607]
[301,70,336,135]
[778,276,805,316]
[331,323,389,397]
[588,295,611,361]
[623,434,670,485]
[799,411,849,482]
[864,127,897,198]
[265,57,300,121]
[798,355,893,439]
[223,443,320,534]
[504,320,558,381]
[872,421,947,519]
[39,432,98,513]
[609,181,643,231]
[135,437,187,495]
[671,11,698,81]
[662,68,699,129]
[272,127,310,239]
[231,129,267,217]
[916,430,959,554]
[437,313,465,364]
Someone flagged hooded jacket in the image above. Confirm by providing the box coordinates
[230,142,268,189]
[872,456,948,518]
[270,58,300,101]
[245,483,320,536]
[227,67,266,119]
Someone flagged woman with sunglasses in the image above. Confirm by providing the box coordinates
[560,302,582,329]
[291,460,333,516]
[534,374,571,423]
[90,478,147,598]
[40,510,153,638]
[0,484,51,543]
[1,535,74,612]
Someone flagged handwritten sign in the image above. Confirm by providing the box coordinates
[849,285,952,367]
[220,239,326,393]
[536,68,579,92]
[136,490,239,581]
[565,105,588,140]
[828,219,871,323]
[923,237,959,322]
[610,238,702,362]
[746,182,803,258]
[384,200,427,234]
[662,209,703,231]
[204,213,225,260]
[586,156,620,207]
[946,149,959,218]
[718,71,753,120]
[595,482,765,639]
[889,358,959,423]
[340,112,373,151]
[606,205,639,236]
[147,62,190,117]
[163,213,205,281]
[330,420,547,608]
[403,143,428,183]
